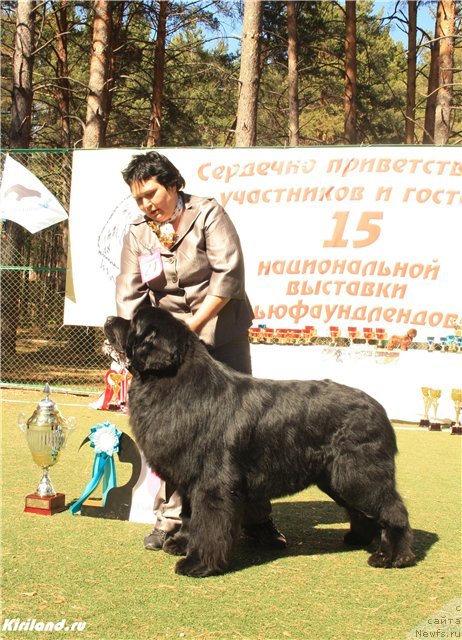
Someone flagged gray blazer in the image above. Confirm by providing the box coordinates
[116,192,254,347]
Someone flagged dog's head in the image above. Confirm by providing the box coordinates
[103,316,131,368]
[126,307,191,375]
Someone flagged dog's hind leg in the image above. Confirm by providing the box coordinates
[175,488,240,578]
[324,480,415,567]
[368,493,415,568]
[344,509,380,546]
[317,478,379,547]
[319,450,415,568]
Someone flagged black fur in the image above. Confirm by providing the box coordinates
[104,307,415,577]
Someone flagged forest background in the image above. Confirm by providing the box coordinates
[1,0,461,150]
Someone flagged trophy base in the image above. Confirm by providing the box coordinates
[419,419,430,428]
[450,424,462,435]
[428,422,442,431]
[24,492,66,515]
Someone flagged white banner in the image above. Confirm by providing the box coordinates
[0,155,68,233]
[65,147,461,338]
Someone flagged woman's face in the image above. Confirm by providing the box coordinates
[130,177,178,223]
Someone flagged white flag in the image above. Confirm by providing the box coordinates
[0,154,68,233]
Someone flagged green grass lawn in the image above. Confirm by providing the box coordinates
[1,387,461,640]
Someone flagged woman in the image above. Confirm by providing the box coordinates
[116,151,286,551]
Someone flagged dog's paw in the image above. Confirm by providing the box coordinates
[367,551,392,568]
[392,552,416,568]
[163,534,188,556]
[175,556,224,578]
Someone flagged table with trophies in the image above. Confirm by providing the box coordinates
[249,326,462,428]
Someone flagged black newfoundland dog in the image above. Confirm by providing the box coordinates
[104,307,415,577]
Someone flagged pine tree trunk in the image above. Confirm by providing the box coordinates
[147,0,168,147]
[423,12,441,143]
[434,0,456,144]
[9,0,35,149]
[3,1,36,357]
[287,1,299,146]
[405,0,417,143]
[82,0,113,148]
[51,3,71,294]
[105,1,126,130]
[344,0,357,144]
[235,0,263,147]
[54,0,71,148]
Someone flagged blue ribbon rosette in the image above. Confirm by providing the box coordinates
[69,421,122,515]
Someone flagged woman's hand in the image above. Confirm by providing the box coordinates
[186,295,230,334]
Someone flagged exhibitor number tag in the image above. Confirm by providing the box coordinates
[138,249,163,284]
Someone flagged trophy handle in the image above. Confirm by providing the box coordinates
[18,412,27,433]
[61,416,76,448]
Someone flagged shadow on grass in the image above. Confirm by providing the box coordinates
[230,500,438,573]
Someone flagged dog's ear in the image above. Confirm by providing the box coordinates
[127,311,188,374]
[104,316,130,352]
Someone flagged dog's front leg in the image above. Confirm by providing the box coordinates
[175,487,239,578]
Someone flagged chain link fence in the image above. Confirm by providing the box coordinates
[1,150,108,393]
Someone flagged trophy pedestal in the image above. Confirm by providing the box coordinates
[450,424,462,435]
[419,419,430,428]
[24,492,66,515]
[428,422,442,431]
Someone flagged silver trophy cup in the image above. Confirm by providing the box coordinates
[19,383,75,514]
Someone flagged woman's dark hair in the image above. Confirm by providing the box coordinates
[122,151,185,190]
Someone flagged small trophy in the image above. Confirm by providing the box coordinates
[19,383,75,515]
[363,327,373,340]
[302,326,315,345]
[375,327,387,348]
[274,328,287,345]
[249,327,261,344]
[347,326,361,344]
[329,326,340,344]
[419,387,431,428]
[429,388,442,431]
[450,389,462,435]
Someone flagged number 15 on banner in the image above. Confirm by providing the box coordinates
[323,211,383,249]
